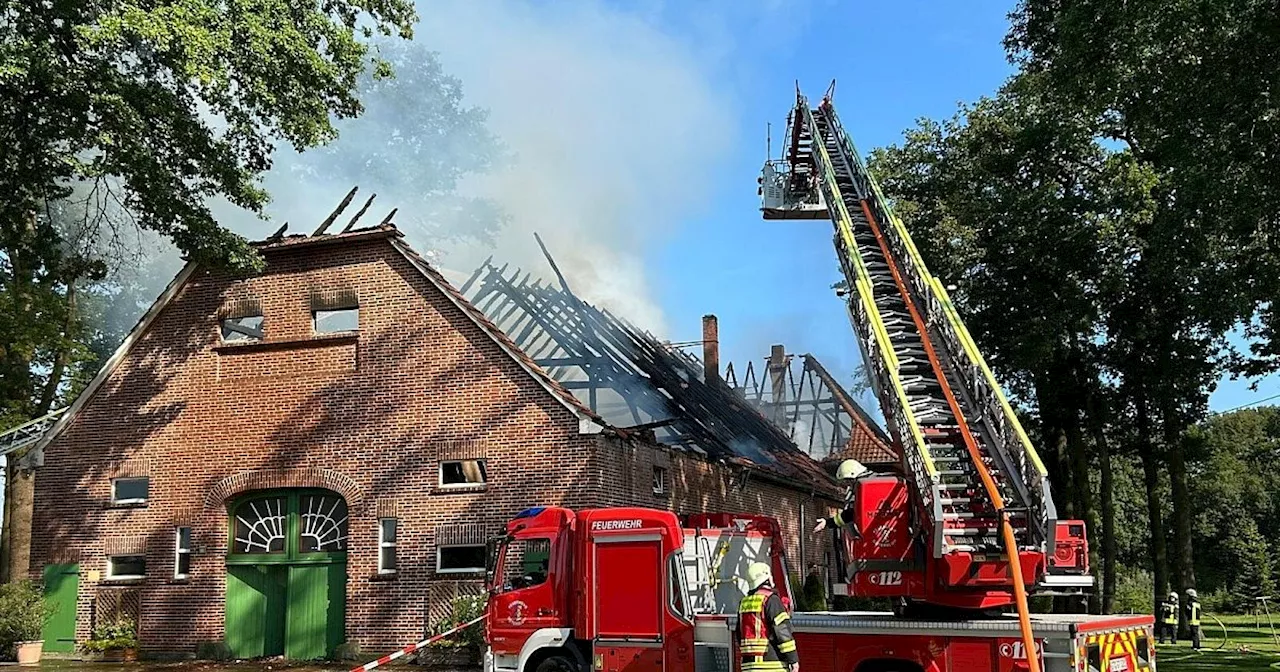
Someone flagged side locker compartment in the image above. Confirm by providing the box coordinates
[591,532,665,672]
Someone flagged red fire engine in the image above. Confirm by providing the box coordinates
[483,506,1154,672]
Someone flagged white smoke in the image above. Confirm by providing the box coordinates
[416,0,735,336]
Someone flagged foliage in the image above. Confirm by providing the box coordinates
[1113,567,1155,615]
[195,640,233,661]
[80,618,138,652]
[0,580,53,658]
[333,640,363,662]
[429,595,486,650]
[798,571,827,612]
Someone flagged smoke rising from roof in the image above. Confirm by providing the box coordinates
[209,0,737,338]
[417,0,734,336]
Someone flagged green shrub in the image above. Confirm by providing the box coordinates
[429,595,486,650]
[1199,588,1236,615]
[195,640,234,661]
[1112,566,1155,615]
[799,572,827,611]
[81,618,138,653]
[0,580,54,660]
[334,640,363,661]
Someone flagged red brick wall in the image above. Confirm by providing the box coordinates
[29,238,601,655]
[29,236,837,658]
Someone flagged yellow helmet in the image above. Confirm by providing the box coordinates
[836,459,870,481]
[746,562,773,590]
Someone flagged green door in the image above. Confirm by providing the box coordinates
[284,564,346,660]
[226,565,287,658]
[41,564,79,653]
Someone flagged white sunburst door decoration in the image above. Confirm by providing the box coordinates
[299,494,349,553]
[233,496,288,554]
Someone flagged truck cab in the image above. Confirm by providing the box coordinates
[485,507,791,672]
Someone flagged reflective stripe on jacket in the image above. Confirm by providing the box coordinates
[824,506,858,535]
[1161,602,1178,625]
[737,587,798,671]
[1188,602,1201,626]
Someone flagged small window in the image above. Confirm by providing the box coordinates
[174,527,192,579]
[107,555,146,581]
[379,519,398,574]
[314,308,358,334]
[653,466,667,495]
[502,538,551,589]
[437,545,486,574]
[221,315,264,342]
[440,460,487,487]
[112,477,149,505]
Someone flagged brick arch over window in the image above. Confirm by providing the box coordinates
[204,468,363,510]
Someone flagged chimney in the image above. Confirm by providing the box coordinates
[702,315,720,383]
[768,345,788,406]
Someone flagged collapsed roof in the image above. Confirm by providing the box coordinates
[459,257,838,494]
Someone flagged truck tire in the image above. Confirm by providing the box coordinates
[535,654,578,672]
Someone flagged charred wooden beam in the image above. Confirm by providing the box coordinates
[313,186,358,236]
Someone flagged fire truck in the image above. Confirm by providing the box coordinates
[483,506,1154,672]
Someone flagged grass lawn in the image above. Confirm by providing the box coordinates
[1154,613,1280,671]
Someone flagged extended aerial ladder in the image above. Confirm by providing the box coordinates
[761,83,1085,671]
[0,409,66,461]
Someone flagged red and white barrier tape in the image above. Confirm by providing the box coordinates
[350,615,485,672]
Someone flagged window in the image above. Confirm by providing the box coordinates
[437,545,487,574]
[112,477,149,505]
[502,538,551,589]
[232,496,288,554]
[314,308,358,334]
[379,519,398,574]
[107,555,146,581]
[174,527,192,579]
[440,460,487,487]
[652,466,667,495]
[668,552,692,620]
[221,314,264,342]
[298,494,349,553]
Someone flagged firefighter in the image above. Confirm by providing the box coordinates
[1158,592,1178,644]
[812,459,871,536]
[738,562,799,672]
[1185,589,1202,650]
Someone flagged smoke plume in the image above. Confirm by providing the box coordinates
[212,0,736,337]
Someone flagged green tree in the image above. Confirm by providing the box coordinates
[1,0,418,580]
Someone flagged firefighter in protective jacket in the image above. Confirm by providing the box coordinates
[738,562,799,672]
[812,459,871,535]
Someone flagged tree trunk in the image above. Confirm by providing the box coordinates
[1136,397,1168,615]
[0,464,11,582]
[37,280,77,415]
[1162,409,1196,637]
[3,468,35,583]
[1086,391,1118,614]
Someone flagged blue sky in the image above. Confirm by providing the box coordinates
[632,0,1280,418]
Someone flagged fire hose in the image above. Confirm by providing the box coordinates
[350,615,485,672]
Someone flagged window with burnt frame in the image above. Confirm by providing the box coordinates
[440,459,487,487]
[221,314,264,342]
[107,555,146,581]
[437,545,486,574]
[652,466,667,495]
[311,288,359,334]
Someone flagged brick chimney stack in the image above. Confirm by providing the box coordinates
[702,315,720,383]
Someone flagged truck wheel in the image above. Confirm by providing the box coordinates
[535,655,578,672]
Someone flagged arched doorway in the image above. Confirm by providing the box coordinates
[225,490,348,660]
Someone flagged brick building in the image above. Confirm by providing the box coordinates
[21,222,880,659]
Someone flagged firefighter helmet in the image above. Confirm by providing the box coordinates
[1170,592,1179,600]
[836,459,870,481]
[747,562,773,590]
[1186,588,1198,599]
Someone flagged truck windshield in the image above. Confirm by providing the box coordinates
[494,538,551,591]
